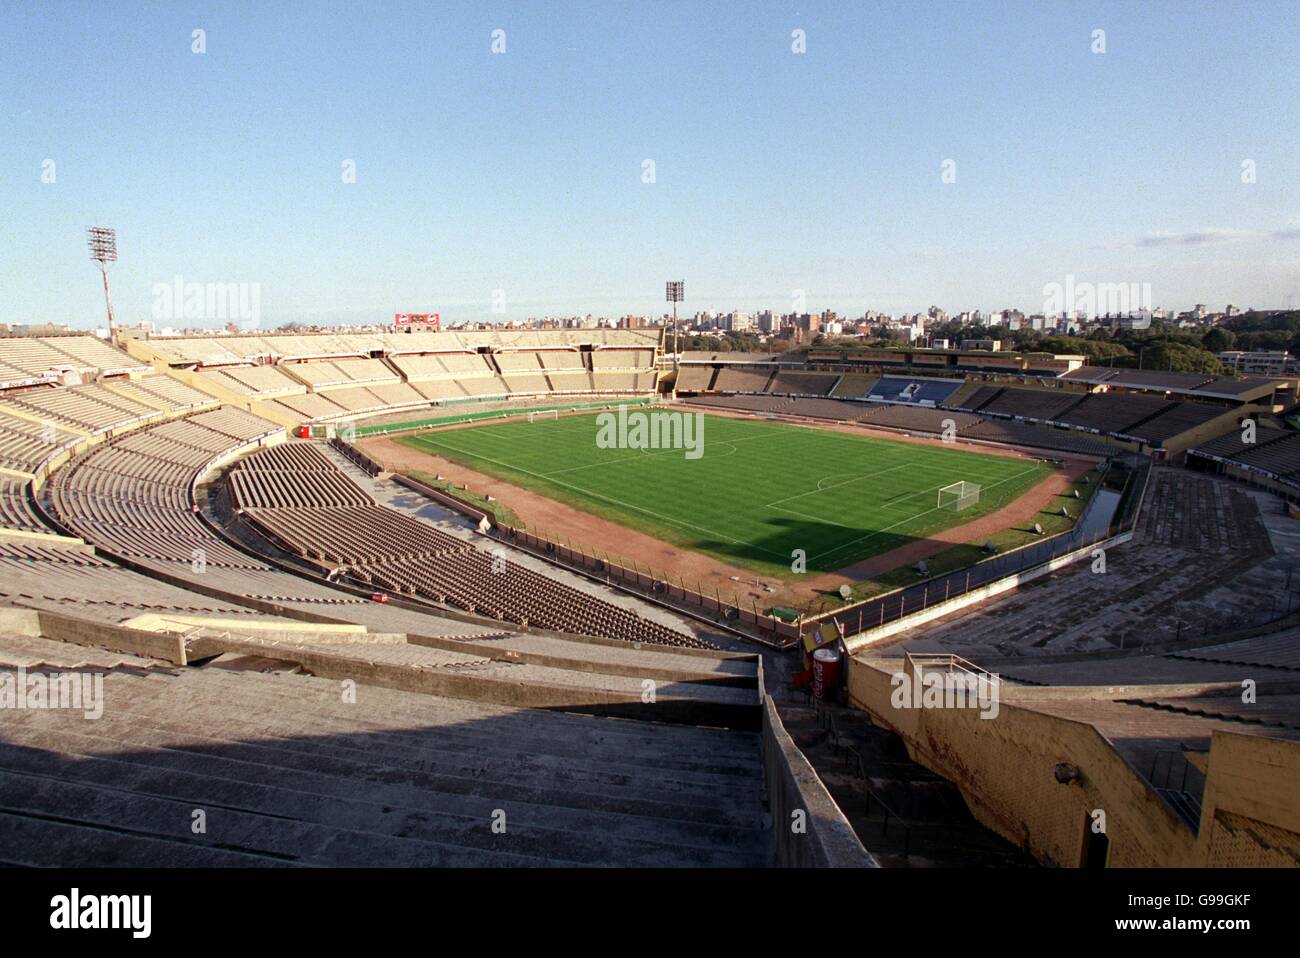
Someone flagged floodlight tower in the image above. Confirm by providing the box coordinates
[665,280,684,368]
[87,226,118,336]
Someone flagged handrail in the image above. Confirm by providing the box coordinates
[813,699,914,858]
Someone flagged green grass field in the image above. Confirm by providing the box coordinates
[398,411,1053,576]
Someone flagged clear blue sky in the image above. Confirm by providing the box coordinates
[2,0,1297,328]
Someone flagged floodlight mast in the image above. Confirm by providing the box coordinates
[665,280,684,368]
[87,227,118,337]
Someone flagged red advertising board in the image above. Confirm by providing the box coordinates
[394,313,440,328]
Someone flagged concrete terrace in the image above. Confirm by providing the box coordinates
[0,634,768,867]
[870,470,1290,658]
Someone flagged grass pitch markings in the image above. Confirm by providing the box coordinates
[401,412,1051,575]
[406,430,789,558]
[762,461,915,509]
[806,464,1044,564]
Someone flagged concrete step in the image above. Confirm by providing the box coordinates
[113,678,759,791]
[0,633,166,670]
[117,666,763,774]
[0,771,553,868]
[415,631,760,686]
[0,721,766,865]
[0,767,753,867]
[0,809,295,868]
[193,631,759,729]
[75,689,760,807]
[0,707,763,832]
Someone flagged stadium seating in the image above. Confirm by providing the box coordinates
[1052,392,1174,434]
[767,371,838,396]
[0,383,158,433]
[674,366,715,391]
[1123,402,1232,444]
[544,371,595,393]
[950,384,1004,411]
[829,373,879,398]
[128,331,660,428]
[0,411,82,473]
[47,408,286,572]
[866,376,963,406]
[762,397,867,421]
[199,364,305,397]
[0,477,47,532]
[713,367,776,393]
[387,354,454,382]
[856,404,980,434]
[591,348,655,369]
[1193,427,1300,481]
[976,386,1084,421]
[500,373,551,395]
[682,394,795,414]
[959,419,1119,457]
[366,381,427,407]
[268,392,349,421]
[231,443,708,648]
[0,335,150,381]
[105,376,220,412]
[412,379,470,400]
[537,350,586,371]
[494,351,544,372]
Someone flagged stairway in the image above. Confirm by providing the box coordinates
[777,702,1036,867]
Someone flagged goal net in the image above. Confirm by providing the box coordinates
[937,480,981,511]
[528,409,559,423]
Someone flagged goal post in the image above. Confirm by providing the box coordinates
[528,409,559,423]
[937,480,981,511]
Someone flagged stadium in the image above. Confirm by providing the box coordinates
[2,325,1298,869]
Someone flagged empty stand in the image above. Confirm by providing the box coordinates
[0,478,47,533]
[0,411,83,473]
[1,383,159,433]
[767,371,838,396]
[1053,391,1175,434]
[713,367,777,393]
[867,377,963,406]
[231,443,708,648]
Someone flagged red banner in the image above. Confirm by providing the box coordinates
[394,313,440,328]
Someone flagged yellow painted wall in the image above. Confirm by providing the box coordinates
[846,657,1300,867]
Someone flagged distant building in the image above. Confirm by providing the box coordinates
[1218,350,1298,376]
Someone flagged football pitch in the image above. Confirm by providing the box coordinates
[399,411,1053,576]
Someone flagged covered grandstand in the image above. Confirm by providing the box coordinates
[672,352,1276,459]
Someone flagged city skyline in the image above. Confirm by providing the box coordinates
[3,1,1298,328]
